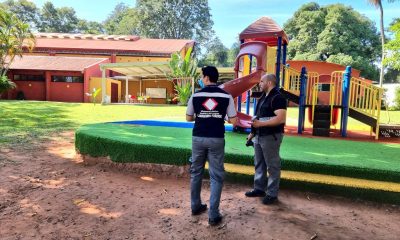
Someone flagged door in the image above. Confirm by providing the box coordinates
[111,83,119,103]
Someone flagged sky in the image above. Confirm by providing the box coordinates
[29,0,400,47]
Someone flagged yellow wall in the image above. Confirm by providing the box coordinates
[90,77,121,103]
[267,46,277,74]
[120,79,174,104]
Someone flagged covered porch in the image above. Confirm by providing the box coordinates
[99,61,194,104]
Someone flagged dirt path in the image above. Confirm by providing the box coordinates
[0,132,399,240]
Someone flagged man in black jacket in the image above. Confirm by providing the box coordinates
[186,66,237,225]
[245,73,287,205]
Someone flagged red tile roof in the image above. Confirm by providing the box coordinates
[9,56,108,72]
[239,17,289,45]
[30,33,195,56]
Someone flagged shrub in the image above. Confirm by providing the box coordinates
[394,86,400,110]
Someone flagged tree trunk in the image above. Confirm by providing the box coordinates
[379,2,385,87]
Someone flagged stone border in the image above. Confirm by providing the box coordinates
[79,154,190,178]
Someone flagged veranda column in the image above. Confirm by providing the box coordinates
[125,76,129,103]
[101,68,106,104]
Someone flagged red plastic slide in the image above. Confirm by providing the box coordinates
[219,70,263,128]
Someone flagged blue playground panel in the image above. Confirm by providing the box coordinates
[111,120,235,132]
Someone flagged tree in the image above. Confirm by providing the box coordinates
[77,20,105,34]
[136,0,213,47]
[0,10,34,94]
[227,42,240,66]
[0,0,40,30]
[367,0,398,86]
[198,37,229,67]
[384,18,400,71]
[284,3,381,80]
[38,2,79,33]
[104,3,139,35]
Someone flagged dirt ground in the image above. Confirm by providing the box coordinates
[0,132,399,240]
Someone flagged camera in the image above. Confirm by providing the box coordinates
[245,138,254,147]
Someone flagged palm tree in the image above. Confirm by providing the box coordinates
[368,0,397,87]
[0,9,35,93]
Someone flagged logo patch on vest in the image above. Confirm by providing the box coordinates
[202,98,218,111]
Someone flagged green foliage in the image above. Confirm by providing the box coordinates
[38,2,79,33]
[384,68,400,83]
[136,0,213,47]
[0,9,35,77]
[198,37,230,67]
[0,0,40,29]
[394,86,400,110]
[76,20,104,34]
[167,47,199,80]
[104,3,138,35]
[174,83,192,105]
[384,19,400,71]
[0,75,16,94]
[284,3,381,80]
[166,47,199,105]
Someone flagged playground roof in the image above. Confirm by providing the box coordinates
[30,33,195,57]
[239,17,289,46]
[100,61,171,78]
[9,55,108,72]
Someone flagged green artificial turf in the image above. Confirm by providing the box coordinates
[75,123,400,182]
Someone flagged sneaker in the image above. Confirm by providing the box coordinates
[208,215,223,226]
[191,204,207,215]
[245,189,266,197]
[262,195,278,205]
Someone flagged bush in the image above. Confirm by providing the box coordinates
[0,75,16,94]
[393,86,400,110]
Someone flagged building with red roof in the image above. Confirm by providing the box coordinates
[3,33,194,103]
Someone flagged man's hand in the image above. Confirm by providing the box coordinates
[251,119,264,128]
[186,115,195,122]
[246,133,254,140]
[228,116,238,126]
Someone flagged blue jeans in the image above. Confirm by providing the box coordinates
[190,136,225,219]
[253,133,283,197]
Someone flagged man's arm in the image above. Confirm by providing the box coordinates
[252,109,286,128]
[186,115,195,122]
[186,96,195,122]
[226,95,237,126]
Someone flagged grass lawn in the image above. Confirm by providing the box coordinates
[0,101,187,145]
[1,100,399,145]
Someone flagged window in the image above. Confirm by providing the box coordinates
[13,74,45,81]
[318,83,331,92]
[51,76,83,83]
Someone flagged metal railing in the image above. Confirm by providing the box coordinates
[283,66,301,95]
[330,71,344,105]
[306,72,319,105]
[349,77,383,138]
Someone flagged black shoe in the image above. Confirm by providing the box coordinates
[245,189,266,197]
[192,204,207,215]
[262,195,278,205]
[208,215,223,226]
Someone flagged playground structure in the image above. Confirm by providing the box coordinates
[219,17,386,139]
[74,17,400,205]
